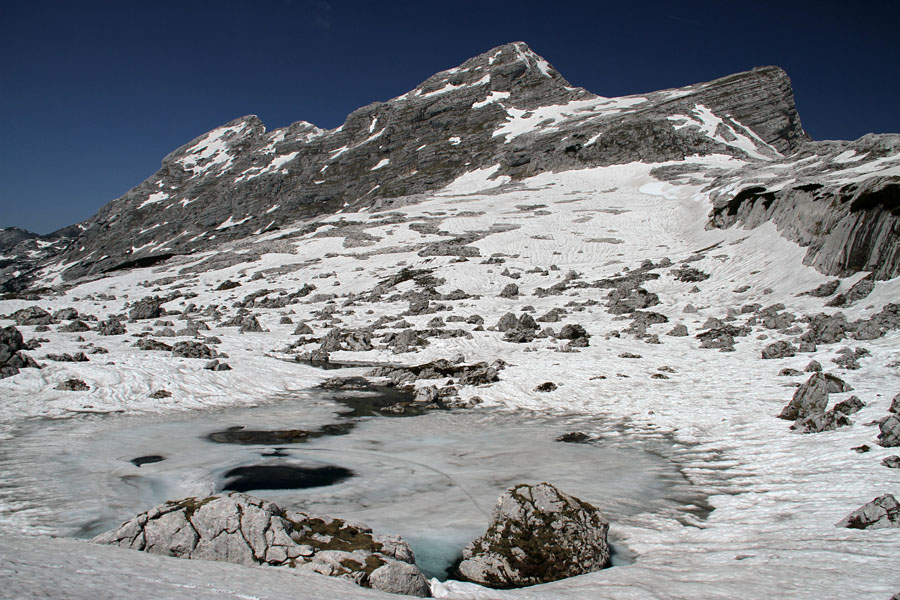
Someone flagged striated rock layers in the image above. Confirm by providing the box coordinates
[5,41,807,288]
[455,482,610,588]
[708,136,900,280]
[93,493,431,597]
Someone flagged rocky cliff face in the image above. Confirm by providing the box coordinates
[4,41,898,292]
[3,42,812,288]
[707,134,900,279]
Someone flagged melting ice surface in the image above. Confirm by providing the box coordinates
[0,389,698,579]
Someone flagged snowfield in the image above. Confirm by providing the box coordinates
[1,158,898,599]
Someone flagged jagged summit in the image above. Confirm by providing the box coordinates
[2,42,896,290]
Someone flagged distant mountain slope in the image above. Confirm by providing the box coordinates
[3,41,899,292]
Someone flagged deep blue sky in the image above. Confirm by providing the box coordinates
[2,1,898,234]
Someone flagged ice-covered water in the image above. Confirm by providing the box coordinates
[0,389,698,579]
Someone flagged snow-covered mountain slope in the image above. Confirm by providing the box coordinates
[3,41,824,289]
[1,156,898,598]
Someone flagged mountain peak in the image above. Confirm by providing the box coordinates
[401,41,582,110]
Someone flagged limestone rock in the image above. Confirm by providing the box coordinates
[128,296,165,321]
[456,482,609,588]
[888,393,900,414]
[11,306,52,326]
[0,325,40,379]
[881,455,900,469]
[761,340,797,359]
[94,493,430,596]
[368,561,432,597]
[779,373,829,420]
[836,494,900,529]
[877,415,900,447]
[499,283,519,298]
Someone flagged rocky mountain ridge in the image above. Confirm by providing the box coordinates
[2,41,898,293]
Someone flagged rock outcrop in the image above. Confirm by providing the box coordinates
[0,325,40,379]
[94,493,430,596]
[5,42,812,288]
[778,373,829,420]
[455,482,609,588]
[708,137,900,280]
[836,494,900,529]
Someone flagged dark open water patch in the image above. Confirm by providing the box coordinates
[222,464,354,492]
[130,455,165,467]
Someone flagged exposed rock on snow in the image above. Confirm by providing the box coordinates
[0,325,40,379]
[761,340,796,359]
[128,296,165,321]
[835,494,900,529]
[779,373,829,420]
[456,482,609,588]
[877,415,900,447]
[93,493,430,596]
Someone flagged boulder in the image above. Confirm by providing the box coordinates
[779,373,829,420]
[499,283,519,298]
[0,326,40,378]
[889,393,900,414]
[129,296,165,321]
[667,323,689,337]
[877,415,900,447]
[761,340,797,359]
[836,494,900,529]
[456,482,609,588]
[172,341,218,359]
[11,306,52,326]
[833,395,865,415]
[94,493,430,596]
[96,317,126,336]
[881,455,900,469]
[791,410,851,434]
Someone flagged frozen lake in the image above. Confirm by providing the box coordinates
[0,386,703,579]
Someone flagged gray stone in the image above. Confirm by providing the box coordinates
[833,395,865,415]
[129,296,165,321]
[368,561,431,597]
[12,306,52,326]
[667,323,689,337]
[779,373,829,420]
[0,325,40,379]
[456,482,609,588]
[55,378,89,391]
[94,493,430,596]
[888,393,900,413]
[791,410,851,434]
[881,455,900,469]
[835,494,900,529]
[877,415,900,447]
[761,340,797,359]
[172,341,218,359]
[804,360,823,372]
[499,283,519,298]
[496,312,520,332]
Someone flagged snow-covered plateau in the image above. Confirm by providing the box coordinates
[2,158,898,598]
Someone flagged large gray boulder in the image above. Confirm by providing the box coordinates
[456,482,609,588]
[128,296,165,321]
[877,414,900,447]
[0,325,40,379]
[94,493,430,596]
[836,494,900,529]
[779,373,829,420]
